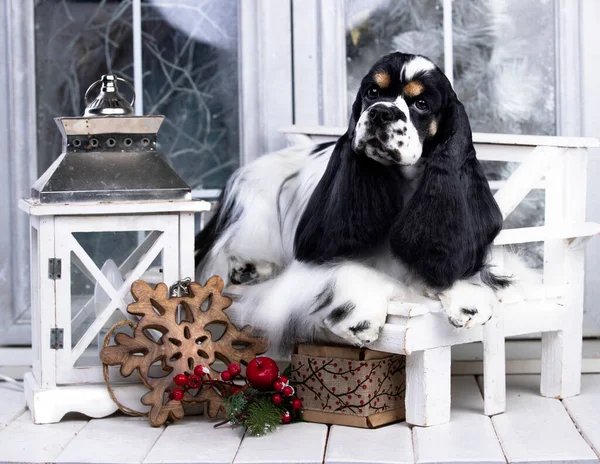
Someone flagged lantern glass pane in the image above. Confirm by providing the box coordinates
[69,231,163,368]
[140,0,240,190]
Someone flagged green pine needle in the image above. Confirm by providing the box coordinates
[244,400,283,436]
[223,391,248,426]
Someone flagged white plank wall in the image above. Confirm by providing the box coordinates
[324,423,414,464]
[563,375,600,458]
[481,375,599,464]
[413,376,505,464]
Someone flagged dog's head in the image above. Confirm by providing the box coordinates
[348,53,452,166]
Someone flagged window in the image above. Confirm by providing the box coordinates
[346,0,557,135]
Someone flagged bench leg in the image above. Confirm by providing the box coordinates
[483,305,506,416]
[405,346,451,426]
[541,248,584,399]
[541,328,582,399]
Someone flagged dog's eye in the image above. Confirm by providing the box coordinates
[366,87,379,99]
[414,99,428,111]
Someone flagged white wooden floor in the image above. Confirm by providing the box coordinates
[1,375,599,464]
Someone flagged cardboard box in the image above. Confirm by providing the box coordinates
[291,344,406,428]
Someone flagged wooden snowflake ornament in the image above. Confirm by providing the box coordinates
[100,276,268,426]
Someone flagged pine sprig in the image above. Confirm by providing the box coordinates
[222,391,248,426]
[244,400,284,436]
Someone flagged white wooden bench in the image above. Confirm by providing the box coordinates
[281,126,600,427]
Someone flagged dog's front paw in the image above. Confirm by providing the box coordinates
[439,281,496,328]
[229,258,278,285]
[323,301,386,346]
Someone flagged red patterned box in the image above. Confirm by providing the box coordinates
[291,344,406,428]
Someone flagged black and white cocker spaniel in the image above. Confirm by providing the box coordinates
[195,52,524,352]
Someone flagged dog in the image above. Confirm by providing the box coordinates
[195,52,519,352]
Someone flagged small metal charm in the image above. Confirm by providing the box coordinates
[170,277,192,297]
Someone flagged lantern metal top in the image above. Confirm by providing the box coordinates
[31,74,192,204]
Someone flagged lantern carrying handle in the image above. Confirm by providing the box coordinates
[84,76,136,107]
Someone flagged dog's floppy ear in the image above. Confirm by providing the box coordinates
[294,93,404,263]
[390,92,503,289]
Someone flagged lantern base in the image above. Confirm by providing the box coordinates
[23,372,148,424]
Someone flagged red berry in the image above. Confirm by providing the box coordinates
[246,356,279,391]
[221,370,232,381]
[281,411,291,424]
[173,373,188,387]
[194,365,209,377]
[279,375,289,384]
[186,374,201,389]
[291,398,302,410]
[172,388,184,401]
[227,363,242,376]
[282,385,294,397]
[273,380,284,392]
[271,393,283,405]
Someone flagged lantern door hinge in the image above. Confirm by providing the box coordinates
[50,328,64,350]
[48,258,62,280]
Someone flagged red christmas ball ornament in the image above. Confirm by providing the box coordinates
[246,356,279,391]
[281,411,291,424]
[271,393,283,405]
[186,374,201,389]
[279,375,289,384]
[173,373,188,387]
[194,365,209,377]
[227,363,242,377]
[282,385,294,397]
[221,370,232,381]
[172,388,185,401]
[291,398,302,410]
[273,380,284,392]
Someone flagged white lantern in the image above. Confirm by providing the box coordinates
[19,75,209,424]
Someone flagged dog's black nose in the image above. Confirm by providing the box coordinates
[369,105,403,125]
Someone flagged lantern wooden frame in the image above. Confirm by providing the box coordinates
[19,198,209,424]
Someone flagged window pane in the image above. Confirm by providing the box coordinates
[453,0,556,135]
[141,0,239,190]
[35,0,134,175]
[345,0,444,110]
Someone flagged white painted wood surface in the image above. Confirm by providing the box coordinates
[3,374,600,463]
[324,423,414,464]
[483,301,506,416]
[493,146,564,220]
[18,198,210,216]
[563,375,600,457]
[406,347,451,426]
[0,383,25,430]
[483,375,598,464]
[56,416,164,464]
[234,422,328,464]
[144,418,245,464]
[24,372,149,424]
[413,376,505,464]
[0,410,87,463]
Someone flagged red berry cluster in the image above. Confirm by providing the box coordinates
[169,363,241,402]
[269,374,302,423]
